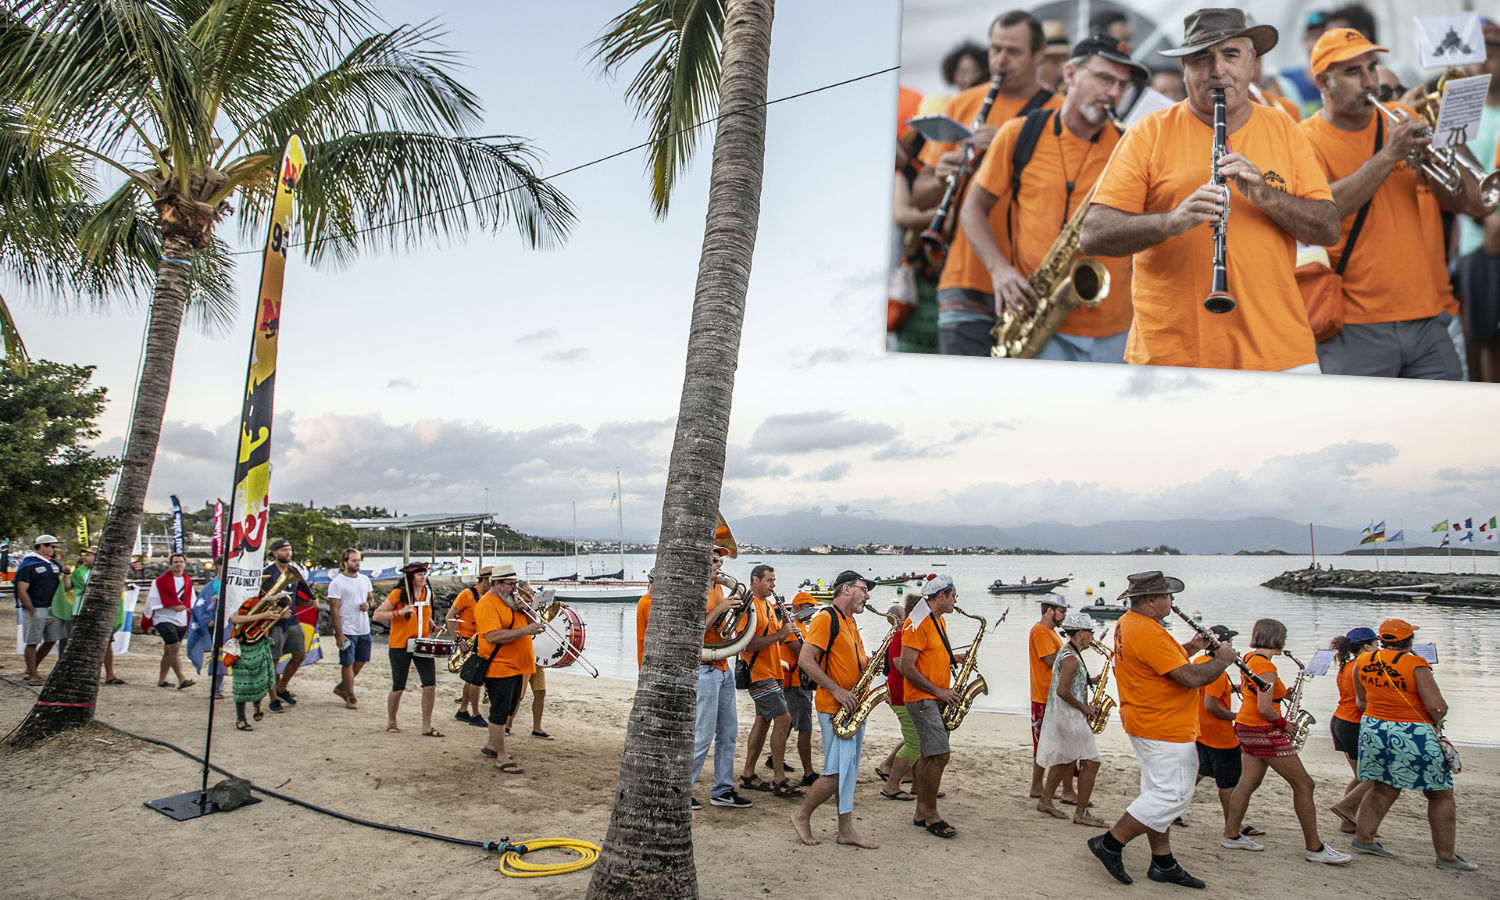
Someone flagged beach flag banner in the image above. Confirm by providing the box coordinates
[220,134,305,645]
[1432,520,1449,532]
[1460,531,1475,543]
[76,516,88,547]
[210,499,223,560]
[114,586,140,655]
[1439,533,1450,548]
[13,610,20,654]
[1463,517,1474,529]
[274,604,322,675]
[170,495,185,554]
[1415,13,1486,68]
[1388,530,1404,542]
[1360,522,1372,539]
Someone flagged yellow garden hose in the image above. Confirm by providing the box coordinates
[496,838,601,877]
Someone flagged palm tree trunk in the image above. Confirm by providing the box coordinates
[9,236,193,748]
[586,2,772,896]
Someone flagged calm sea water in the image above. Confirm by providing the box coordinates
[371,552,1500,746]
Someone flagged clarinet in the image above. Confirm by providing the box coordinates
[919,72,1004,266]
[1203,88,1236,314]
[1169,603,1271,691]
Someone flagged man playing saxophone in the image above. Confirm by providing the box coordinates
[895,574,965,839]
[1080,8,1341,372]
[959,34,1143,362]
[791,570,879,849]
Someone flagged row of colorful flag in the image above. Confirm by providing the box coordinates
[1358,518,1500,546]
[1431,516,1498,533]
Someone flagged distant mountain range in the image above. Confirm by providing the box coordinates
[703,513,1362,556]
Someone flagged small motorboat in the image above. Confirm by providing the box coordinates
[987,576,1070,594]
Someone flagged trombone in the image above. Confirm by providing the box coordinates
[513,582,600,678]
[1366,93,1500,210]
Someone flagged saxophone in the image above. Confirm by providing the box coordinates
[1086,639,1117,735]
[1282,651,1316,751]
[941,605,991,731]
[989,187,1110,358]
[830,603,902,739]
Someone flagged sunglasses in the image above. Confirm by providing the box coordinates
[1376,84,1405,102]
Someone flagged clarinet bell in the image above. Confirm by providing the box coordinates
[1204,291,1236,314]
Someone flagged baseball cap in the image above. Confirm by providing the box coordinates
[829,570,875,594]
[1071,33,1149,81]
[1378,618,1418,641]
[921,574,955,597]
[1310,27,1388,75]
[34,534,60,547]
[1209,624,1238,641]
[1345,626,1377,643]
[268,538,291,552]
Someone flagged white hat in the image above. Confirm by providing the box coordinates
[1061,612,1097,632]
[34,534,60,547]
[921,574,955,597]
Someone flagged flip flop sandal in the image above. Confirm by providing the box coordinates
[773,780,806,798]
[105,677,126,685]
[925,820,957,839]
[481,747,498,757]
[422,729,444,738]
[177,680,196,690]
[497,762,524,774]
[236,719,253,731]
[386,724,401,733]
[875,767,891,781]
[158,682,172,688]
[739,775,773,792]
[880,790,916,801]
[253,708,265,721]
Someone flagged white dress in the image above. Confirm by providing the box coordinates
[1036,644,1101,768]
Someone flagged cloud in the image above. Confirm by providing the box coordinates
[518,329,557,342]
[871,439,949,461]
[748,411,898,454]
[1434,466,1500,484]
[1118,368,1209,397]
[550,347,589,362]
[387,377,415,390]
[801,461,851,482]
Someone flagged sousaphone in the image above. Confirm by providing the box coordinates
[701,512,757,661]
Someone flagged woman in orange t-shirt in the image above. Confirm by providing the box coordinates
[1326,626,1378,833]
[1220,619,1346,863]
[1350,619,1470,868]
[371,563,446,737]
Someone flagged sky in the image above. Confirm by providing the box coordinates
[6,0,1500,546]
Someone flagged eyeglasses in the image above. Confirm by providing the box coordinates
[1083,66,1128,90]
[1376,84,1405,102]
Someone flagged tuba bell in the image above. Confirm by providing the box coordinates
[236,567,296,643]
[700,570,757,662]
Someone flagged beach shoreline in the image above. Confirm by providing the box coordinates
[2,619,1495,898]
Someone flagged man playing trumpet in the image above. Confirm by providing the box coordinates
[1081,8,1341,372]
[1299,28,1490,379]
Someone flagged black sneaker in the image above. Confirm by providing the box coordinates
[455,710,474,724]
[690,797,702,811]
[800,772,818,787]
[765,755,796,773]
[468,714,488,728]
[709,791,753,809]
[1147,863,1206,889]
[277,690,297,706]
[1087,834,1132,885]
[268,699,284,713]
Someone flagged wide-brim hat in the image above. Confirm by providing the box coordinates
[1061,612,1098,632]
[1159,8,1278,59]
[34,534,59,547]
[477,565,495,578]
[491,563,518,580]
[1043,19,1072,57]
[1118,570,1185,600]
[1039,596,1071,610]
[400,561,429,575]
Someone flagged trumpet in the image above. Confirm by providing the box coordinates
[1204,88,1235,314]
[919,71,1004,266]
[512,582,600,678]
[1365,94,1500,210]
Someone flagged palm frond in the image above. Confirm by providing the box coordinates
[0,292,31,371]
[590,0,725,217]
[234,131,576,269]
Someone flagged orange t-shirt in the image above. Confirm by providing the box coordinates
[740,593,785,684]
[1235,652,1287,727]
[897,84,923,136]
[918,84,1063,171]
[1114,609,1198,742]
[781,615,807,689]
[1418,187,1461,317]
[803,606,866,715]
[449,587,479,639]
[634,592,652,668]
[1333,659,1361,723]
[385,586,432,649]
[1356,648,1432,723]
[474,591,537,679]
[1029,621,1063,704]
[703,584,729,672]
[1091,103,1332,370]
[954,112,1133,337]
[900,607,953,704]
[1299,106,1445,325]
[1264,91,1301,120]
[1195,656,1238,749]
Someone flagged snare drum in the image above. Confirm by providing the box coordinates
[533,605,587,669]
[408,636,456,658]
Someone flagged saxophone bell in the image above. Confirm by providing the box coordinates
[1281,650,1317,751]
[942,604,990,731]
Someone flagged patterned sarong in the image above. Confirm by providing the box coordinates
[1356,717,1453,791]
[1234,722,1297,758]
[231,637,274,704]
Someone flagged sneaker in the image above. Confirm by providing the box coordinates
[1146,862,1206,889]
[455,710,474,724]
[1305,844,1352,865]
[1087,834,1132,886]
[800,772,819,787]
[765,754,795,773]
[1351,838,1394,858]
[1435,855,1478,871]
[277,690,297,706]
[709,791,753,809]
[690,797,702,811]
[1220,835,1264,851]
[268,699,284,713]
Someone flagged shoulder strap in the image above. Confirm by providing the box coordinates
[1335,115,1382,276]
[1005,108,1057,252]
[933,615,957,668]
[817,606,842,669]
[1019,88,1054,117]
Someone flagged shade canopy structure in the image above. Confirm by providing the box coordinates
[343,513,496,570]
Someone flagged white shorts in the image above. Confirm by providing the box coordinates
[1124,734,1198,832]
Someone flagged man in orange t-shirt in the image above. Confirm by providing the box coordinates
[910,11,1064,354]
[474,565,545,773]
[1028,598,1070,799]
[371,561,447,737]
[959,34,1144,362]
[896,574,967,838]
[781,591,819,784]
[1082,9,1340,372]
[445,565,490,727]
[791,570,877,849]
[633,570,653,667]
[1087,569,1231,889]
[692,553,751,809]
[736,565,799,795]
[1298,28,1484,379]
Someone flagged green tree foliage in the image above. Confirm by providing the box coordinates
[269,509,358,568]
[0,360,117,541]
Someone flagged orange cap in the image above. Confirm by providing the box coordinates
[1378,618,1418,641]
[1310,27,1388,75]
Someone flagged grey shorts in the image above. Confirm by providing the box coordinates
[749,678,789,719]
[270,618,306,658]
[22,607,68,644]
[1316,314,1462,380]
[906,698,951,757]
[785,684,813,732]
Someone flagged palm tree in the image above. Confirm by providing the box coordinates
[3,0,574,748]
[586,1,773,896]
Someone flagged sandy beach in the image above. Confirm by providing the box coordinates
[2,617,1495,899]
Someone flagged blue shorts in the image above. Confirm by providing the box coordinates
[338,633,372,666]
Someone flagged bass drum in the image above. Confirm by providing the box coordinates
[534,605,587,669]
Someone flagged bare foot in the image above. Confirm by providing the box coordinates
[1061,792,1079,805]
[836,829,879,849]
[790,810,820,846]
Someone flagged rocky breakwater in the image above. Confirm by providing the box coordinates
[1264,567,1500,604]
